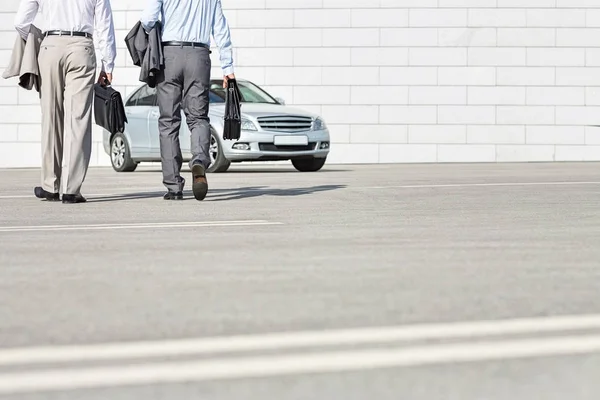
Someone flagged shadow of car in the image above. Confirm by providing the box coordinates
[102,79,331,173]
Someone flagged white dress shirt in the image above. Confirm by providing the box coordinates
[14,0,117,74]
[140,0,234,75]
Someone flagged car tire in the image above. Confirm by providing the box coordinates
[292,157,327,172]
[110,132,138,173]
[207,131,231,173]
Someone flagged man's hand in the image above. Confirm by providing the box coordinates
[223,73,235,88]
[98,71,112,86]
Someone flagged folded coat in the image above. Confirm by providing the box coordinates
[2,24,44,93]
[124,21,164,88]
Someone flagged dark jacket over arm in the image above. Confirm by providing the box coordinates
[124,21,164,88]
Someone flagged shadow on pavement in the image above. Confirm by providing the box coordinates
[130,168,351,174]
[207,184,347,201]
[223,169,351,174]
[86,185,346,203]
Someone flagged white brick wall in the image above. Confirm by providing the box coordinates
[2,0,600,166]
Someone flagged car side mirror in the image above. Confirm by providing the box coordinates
[275,97,286,105]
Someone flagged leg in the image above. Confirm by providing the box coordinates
[157,47,185,193]
[61,38,96,196]
[181,47,211,201]
[183,47,212,171]
[38,38,65,194]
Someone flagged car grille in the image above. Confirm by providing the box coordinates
[257,116,313,132]
[259,143,317,152]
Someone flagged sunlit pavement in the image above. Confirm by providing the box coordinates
[1,162,600,399]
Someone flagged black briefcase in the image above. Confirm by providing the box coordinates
[223,79,242,140]
[93,83,127,134]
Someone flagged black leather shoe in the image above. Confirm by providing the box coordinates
[191,163,208,201]
[164,191,183,200]
[34,187,60,201]
[62,194,87,204]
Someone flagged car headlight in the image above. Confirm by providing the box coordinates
[241,118,258,131]
[312,117,327,131]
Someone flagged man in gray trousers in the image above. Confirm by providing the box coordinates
[141,0,235,201]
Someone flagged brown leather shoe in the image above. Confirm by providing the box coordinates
[191,163,208,201]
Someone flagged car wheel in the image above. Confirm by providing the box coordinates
[207,131,231,173]
[292,157,327,172]
[110,133,138,172]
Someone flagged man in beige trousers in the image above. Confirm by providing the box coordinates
[15,0,116,203]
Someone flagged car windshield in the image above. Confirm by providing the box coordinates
[209,80,278,104]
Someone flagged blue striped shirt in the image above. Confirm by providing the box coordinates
[140,0,234,75]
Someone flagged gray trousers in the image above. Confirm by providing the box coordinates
[156,45,212,193]
[38,36,96,195]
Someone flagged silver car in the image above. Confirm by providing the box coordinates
[102,79,330,173]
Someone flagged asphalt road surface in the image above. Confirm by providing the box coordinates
[1,161,599,399]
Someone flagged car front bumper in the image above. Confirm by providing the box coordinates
[221,129,331,161]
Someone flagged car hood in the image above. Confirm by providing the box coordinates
[210,103,319,120]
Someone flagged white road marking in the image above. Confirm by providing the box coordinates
[362,181,600,190]
[1,334,600,394]
[0,190,163,200]
[0,220,282,233]
[2,181,600,200]
[2,314,600,366]
[0,195,37,199]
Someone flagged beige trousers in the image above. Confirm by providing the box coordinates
[38,36,96,195]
